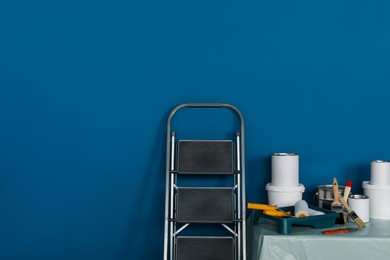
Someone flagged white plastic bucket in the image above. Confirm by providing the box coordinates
[271,153,299,187]
[362,181,390,219]
[265,183,305,207]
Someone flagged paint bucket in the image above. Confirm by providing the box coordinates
[371,160,390,186]
[363,181,390,219]
[265,183,305,207]
[347,194,370,223]
[271,153,299,187]
[315,185,345,210]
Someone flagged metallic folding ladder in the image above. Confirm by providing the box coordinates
[163,103,246,260]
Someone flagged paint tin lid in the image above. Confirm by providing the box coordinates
[371,160,390,163]
[272,153,298,156]
[265,183,305,192]
[349,194,369,199]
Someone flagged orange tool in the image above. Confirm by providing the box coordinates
[322,227,360,235]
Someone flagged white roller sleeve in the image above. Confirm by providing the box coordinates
[294,200,309,217]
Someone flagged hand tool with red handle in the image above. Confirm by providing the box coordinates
[322,227,360,235]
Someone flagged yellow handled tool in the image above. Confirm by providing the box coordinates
[263,210,291,217]
[247,203,277,211]
[248,202,292,217]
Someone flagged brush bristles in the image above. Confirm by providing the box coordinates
[331,204,343,214]
[350,211,366,228]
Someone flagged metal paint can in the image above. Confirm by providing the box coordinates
[271,153,299,187]
[348,194,370,223]
[315,184,345,210]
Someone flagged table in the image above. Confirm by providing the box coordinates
[247,212,390,260]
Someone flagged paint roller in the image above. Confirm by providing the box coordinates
[294,200,325,217]
[294,200,309,217]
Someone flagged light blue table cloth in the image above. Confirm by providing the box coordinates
[247,213,390,260]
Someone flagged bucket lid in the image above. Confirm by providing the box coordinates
[316,184,346,191]
[362,181,390,191]
[265,183,305,192]
[272,153,298,156]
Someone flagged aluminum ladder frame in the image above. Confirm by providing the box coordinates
[163,103,246,260]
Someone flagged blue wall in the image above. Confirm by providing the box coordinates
[1,0,390,259]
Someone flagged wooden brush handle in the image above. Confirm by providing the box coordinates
[338,196,352,212]
[332,178,340,203]
[343,186,351,201]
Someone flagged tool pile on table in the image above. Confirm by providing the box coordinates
[247,153,390,235]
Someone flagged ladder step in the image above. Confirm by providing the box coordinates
[177,187,234,223]
[178,140,233,174]
[176,236,234,260]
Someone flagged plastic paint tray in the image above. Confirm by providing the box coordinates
[252,205,338,235]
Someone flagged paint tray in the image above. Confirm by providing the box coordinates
[252,205,338,235]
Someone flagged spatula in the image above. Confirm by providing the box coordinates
[331,177,343,212]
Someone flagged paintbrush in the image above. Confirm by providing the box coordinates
[331,178,343,212]
[343,180,352,201]
[338,195,366,228]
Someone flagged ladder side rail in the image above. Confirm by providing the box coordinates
[236,132,241,260]
[169,132,176,260]
[240,130,246,260]
[164,130,176,260]
[163,133,172,260]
